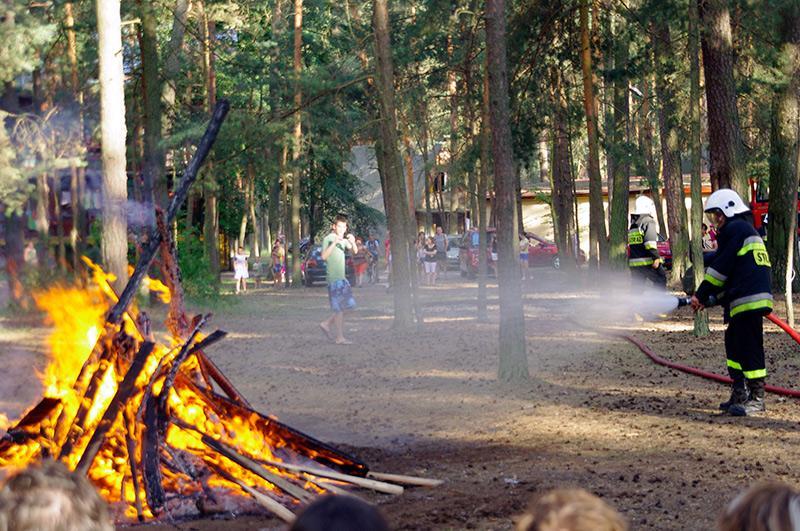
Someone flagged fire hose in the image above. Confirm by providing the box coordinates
[614,298,800,399]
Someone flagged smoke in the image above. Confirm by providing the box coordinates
[530,269,682,329]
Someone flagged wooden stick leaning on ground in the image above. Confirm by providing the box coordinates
[257,457,404,495]
[172,418,314,503]
[367,471,444,487]
[209,464,296,523]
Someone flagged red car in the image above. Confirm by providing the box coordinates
[526,233,587,269]
[458,229,497,278]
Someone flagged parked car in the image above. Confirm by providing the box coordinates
[526,233,586,269]
[300,245,355,286]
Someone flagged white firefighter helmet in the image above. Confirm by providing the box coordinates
[704,188,749,218]
[633,195,656,216]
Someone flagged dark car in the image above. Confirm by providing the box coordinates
[301,245,355,287]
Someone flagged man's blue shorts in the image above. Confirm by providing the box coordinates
[328,279,356,313]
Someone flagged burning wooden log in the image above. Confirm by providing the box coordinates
[75,341,156,474]
[367,471,444,488]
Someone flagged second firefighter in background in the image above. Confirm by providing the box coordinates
[628,195,667,288]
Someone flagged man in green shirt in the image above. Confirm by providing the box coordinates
[319,215,358,344]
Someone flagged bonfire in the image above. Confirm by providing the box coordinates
[0,102,439,524]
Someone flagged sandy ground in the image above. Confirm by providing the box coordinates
[1,268,800,530]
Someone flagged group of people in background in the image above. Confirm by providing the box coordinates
[1,459,796,531]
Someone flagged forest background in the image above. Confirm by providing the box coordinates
[0,0,799,382]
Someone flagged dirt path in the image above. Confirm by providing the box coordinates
[2,270,799,530]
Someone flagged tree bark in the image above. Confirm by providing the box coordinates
[608,16,630,269]
[267,0,285,248]
[290,0,303,287]
[486,0,528,382]
[766,5,800,293]
[549,64,576,269]
[698,0,747,197]
[639,70,667,235]
[579,0,607,267]
[162,0,190,123]
[689,0,710,336]
[199,0,219,276]
[138,0,164,213]
[372,0,415,328]
[652,20,690,286]
[96,0,129,291]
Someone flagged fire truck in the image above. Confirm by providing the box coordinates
[749,179,800,235]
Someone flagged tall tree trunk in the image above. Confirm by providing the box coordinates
[248,163,261,257]
[550,64,576,269]
[138,0,164,213]
[652,20,690,285]
[372,0,415,328]
[486,0,528,382]
[579,0,607,267]
[699,0,747,197]
[65,2,84,273]
[290,0,303,287]
[162,0,190,123]
[608,16,630,269]
[766,5,800,296]
[689,0,710,336]
[267,0,285,248]
[477,68,490,322]
[639,70,667,234]
[199,0,219,276]
[96,0,129,291]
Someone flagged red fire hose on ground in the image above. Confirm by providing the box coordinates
[617,312,800,399]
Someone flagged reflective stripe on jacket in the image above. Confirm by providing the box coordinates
[628,214,660,268]
[695,216,772,319]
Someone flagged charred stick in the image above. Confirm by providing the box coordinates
[107,100,230,326]
[208,463,296,523]
[141,390,165,514]
[75,341,155,474]
[195,351,250,408]
[256,458,403,495]
[301,473,352,497]
[156,315,209,417]
[172,418,313,503]
[58,344,117,459]
[123,412,144,522]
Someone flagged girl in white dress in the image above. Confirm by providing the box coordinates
[233,246,249,293]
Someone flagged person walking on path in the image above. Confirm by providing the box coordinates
[423,236,438,286]
[434,226,449,278]
[232,246,249,294]
[691,189,773,416]
[627,195,666,289]
[319,215,358,344]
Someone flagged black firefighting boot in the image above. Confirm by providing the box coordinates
[729,378,766,417]
[719,370,748,412]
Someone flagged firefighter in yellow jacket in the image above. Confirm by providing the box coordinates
[628,196,667,288]
[691,189,772,416]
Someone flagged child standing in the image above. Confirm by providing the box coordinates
[423,236,438,286]
[271,240,286,288]
[233,246,249,294]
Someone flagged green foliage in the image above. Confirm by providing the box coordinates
[177,227,220,299]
